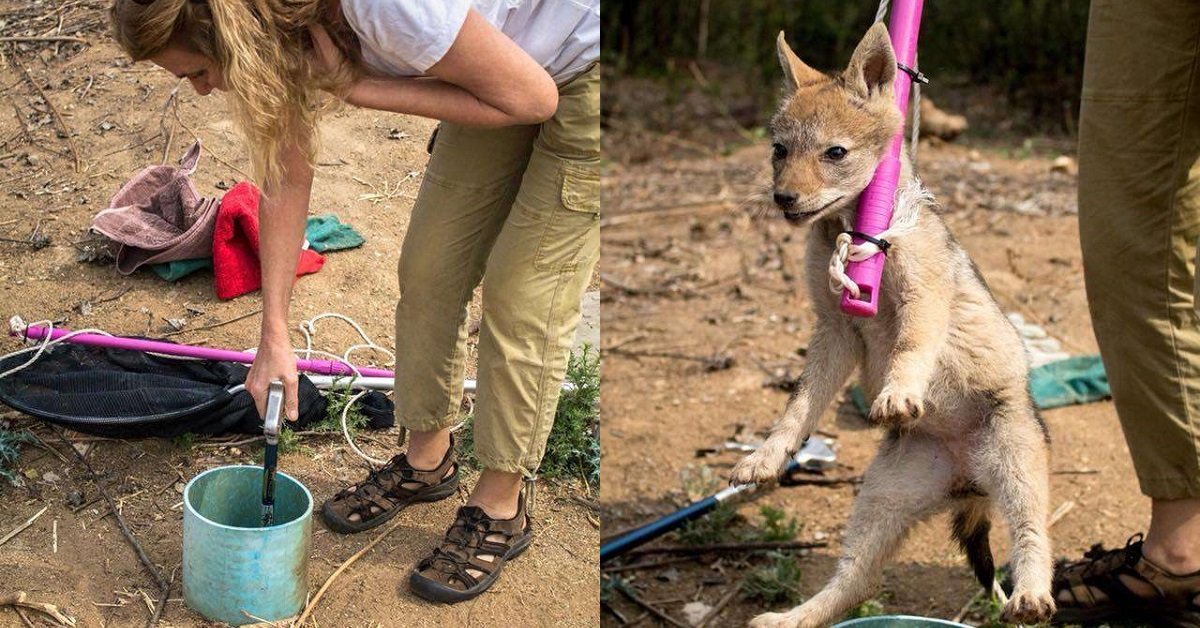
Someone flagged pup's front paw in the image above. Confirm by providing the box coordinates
[1001,589,1055,625]
[869,384,925,428]
[729,447,789,485]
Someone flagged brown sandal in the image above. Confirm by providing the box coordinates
[1053,534,1200,627]
[408,494,534,603]
[321,439,458,534]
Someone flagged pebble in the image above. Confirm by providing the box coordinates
[683,601,713,626]
[66,490,85,508]
[42,471,61,483]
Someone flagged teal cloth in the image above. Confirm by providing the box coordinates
[148,214,364,280]
[151,257,212,281]
[846,355,1109,416]
[1027,355,1110,409]
[306,214,364,253]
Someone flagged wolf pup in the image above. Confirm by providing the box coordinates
[729,24,1055,628]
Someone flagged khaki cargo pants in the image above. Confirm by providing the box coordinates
[1079,0,1200,499]
[393,64,600,477]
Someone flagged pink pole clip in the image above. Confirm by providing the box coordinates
[839,0,925,317]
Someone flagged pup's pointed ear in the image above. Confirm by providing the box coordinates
[844,22,896,99]
[777,31,823,92]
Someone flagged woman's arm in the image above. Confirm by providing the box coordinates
[244,137,313,423]
[317,10,558,127]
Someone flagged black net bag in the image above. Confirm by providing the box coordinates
[0,342,332,438]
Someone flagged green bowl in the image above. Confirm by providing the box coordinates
[832,616,971,628]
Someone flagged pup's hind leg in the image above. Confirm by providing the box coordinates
[750,434,954,628]
[976,400,1055,624]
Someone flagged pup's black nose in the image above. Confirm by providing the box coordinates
[773,191,798,209]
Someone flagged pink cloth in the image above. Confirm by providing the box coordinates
[91,141,219,274]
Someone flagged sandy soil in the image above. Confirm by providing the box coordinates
[599,93,1147,626]
[0,3,598,626]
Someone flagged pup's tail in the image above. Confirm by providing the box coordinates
[951,503,995,590]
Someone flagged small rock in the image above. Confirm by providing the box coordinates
[42,471,61,483]
[814,530,828,541]
[66,490,85,508]
[174,482,185,494]
[683,601,713,626]
[968,149,983,161]
[657,567,681,583]
[387,128,409,140]
[24,154,40,167]
[229,447,242,456]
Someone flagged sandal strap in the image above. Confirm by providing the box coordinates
[329,437,458,518]
[1056,534,1200,610]
[416,496,532,590]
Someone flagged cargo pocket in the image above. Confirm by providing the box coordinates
[532,161,599,273]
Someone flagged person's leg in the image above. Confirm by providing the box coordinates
[407,65,599,603]
[470,63,600,517]
[320,121,537,532]
[395,121,538,470]
[1060,0,1200,620]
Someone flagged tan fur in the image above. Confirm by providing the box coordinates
[731,24,1055,627]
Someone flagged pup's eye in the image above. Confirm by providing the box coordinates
[824,146,848,161]
[772,143,788,160]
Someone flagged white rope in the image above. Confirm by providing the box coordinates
[827,179,932,298]
[1,318,115,379]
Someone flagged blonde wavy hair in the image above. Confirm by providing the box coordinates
[110,0,363,189]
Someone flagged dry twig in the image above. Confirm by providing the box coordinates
[12,55,80,172]
[0,506,48,547]
[292,515,407,626]
[0,592,76,626]
[160,307,261,338]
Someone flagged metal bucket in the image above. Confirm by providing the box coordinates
[833,616,972,628]
[183,465,312,626]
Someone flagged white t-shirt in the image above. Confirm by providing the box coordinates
[340,0,599,85]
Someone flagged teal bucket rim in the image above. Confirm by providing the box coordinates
[183,464,313,533]
[832,616,971,627]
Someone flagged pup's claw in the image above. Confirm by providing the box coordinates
[748,610,800,628]
[869,385,925,427]
[1001,589,1055,625]
[729,447,789,485]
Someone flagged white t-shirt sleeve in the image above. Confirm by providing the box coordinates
[341,0,472,73]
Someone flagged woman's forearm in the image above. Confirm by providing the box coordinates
[345,76,555,128]
[258,144,314,344]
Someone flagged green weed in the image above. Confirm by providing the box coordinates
[456,345,600,488]
[742,551,803,604]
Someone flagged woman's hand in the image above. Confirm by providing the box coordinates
[245,334,299,424]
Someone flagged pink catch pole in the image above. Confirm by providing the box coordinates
[839,0,924,317]
[14,322,396,378]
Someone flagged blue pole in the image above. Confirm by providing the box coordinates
[600,458,802,562]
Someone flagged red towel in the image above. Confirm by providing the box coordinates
[213,182,324,300]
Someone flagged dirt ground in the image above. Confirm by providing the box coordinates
[0,3,597,626]
[599,83,1148,626]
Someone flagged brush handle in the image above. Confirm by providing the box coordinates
[840,0,925,317]
[599,459,803,562]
